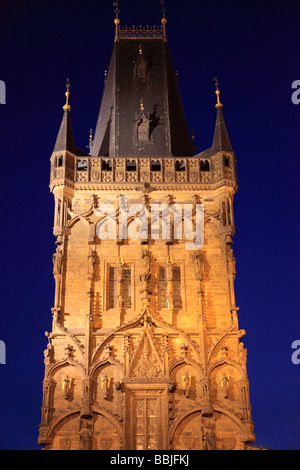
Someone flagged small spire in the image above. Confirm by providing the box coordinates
[87,128,93,152]
[213,77,223,108]
[160,0,167,39]
[63,78,71,111]
[140,97,145,112]
[113,1,120,41]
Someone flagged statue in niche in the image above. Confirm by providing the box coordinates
[139,249,151,295]
[226,247,236,278]
[238,342,247,367]
[87,249,96,280]
[101,375,111,400]
[193,250,204,282]
[182,373,192,398]
[221,374,229,399]
[62,375,72,400]
[64,344,75,360]
[79,420,92,450]
[201,419,216,450]
[52,248,63,276]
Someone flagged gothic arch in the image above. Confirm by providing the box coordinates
[90,357,125,379]
[92,407,124,449]
[46,357,85,380]
[169,405,249,450]
[47,409,81,446]
[208,358,246,378]
[169,406,203,444]
[90,309,202,367]
[204,215,221,228]
[207,328,241,363]
[169,358,204,379]
[212,406,250,443]
[67,213,91,230]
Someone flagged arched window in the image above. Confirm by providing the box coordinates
[137,115,150,142]
[123,267,132,309]
[224,155,230,167]
[151,160,161,171]
[56,155,63,167]
[77,159,88,171]
[126,159,137,171]
[200,160,210,172]
[102,159,112,171]
[175,160,186,171]
[159,266,168,308]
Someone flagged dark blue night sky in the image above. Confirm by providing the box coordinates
[0,0,299,450]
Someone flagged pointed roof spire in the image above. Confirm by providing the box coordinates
[195,79,234,158]
[211,79,233,153]
[53,79,82,155]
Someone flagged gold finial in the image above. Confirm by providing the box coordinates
[160,0,167,39]
[138,43,143,55]
[140,97,144,112]
[87,128,93,152]
[63,77,71,111]
[213,77,223,108]
[117,255,124,265]
[113,1,120,40]
[166,254,174,265]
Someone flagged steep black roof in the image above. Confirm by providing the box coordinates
[91,37,194,158]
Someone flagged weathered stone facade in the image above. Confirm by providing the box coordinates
[38,17,255,451]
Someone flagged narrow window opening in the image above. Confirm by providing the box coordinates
[200,160,210,172]
[57,155,63,167]
[173,266,182,309]
[77,159,88,171]
[224,156,230,167]
[126,160,137,171]
[159,266,168,309]
[151,160,161,172]
[108,267,117,309]
[137,116,150,142]
[123,267,132,309]
[175,160,186,172]
[102,159,112,171]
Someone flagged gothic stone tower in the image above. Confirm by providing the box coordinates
[38,10,255,451]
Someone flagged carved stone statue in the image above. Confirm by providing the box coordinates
[65,344,74,359]
[52,248,63,276]
[201,419,216,450]
[221,374,229,399]
[43,332,54,365]
[87,249,96,280]
[182,373,192,398]
[79,420,92,450]
[239,342,247,367]
[101,375,111,400]
[226,247,236,277]
[62,375,72,400]
[140,249,151,295]
[193,250,203,282]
